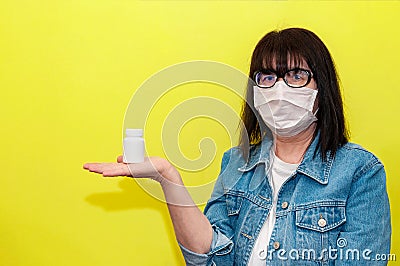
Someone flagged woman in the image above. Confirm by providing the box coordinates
[83,28,391,265]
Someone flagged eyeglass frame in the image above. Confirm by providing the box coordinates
[253,68,314,88]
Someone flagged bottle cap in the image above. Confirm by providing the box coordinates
[125,128,143,137]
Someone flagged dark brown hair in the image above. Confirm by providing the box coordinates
[239,28,349,161]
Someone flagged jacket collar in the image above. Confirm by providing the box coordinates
[237,136,273,172]
[238,131,334,185]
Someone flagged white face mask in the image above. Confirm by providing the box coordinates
[253,81,318,137]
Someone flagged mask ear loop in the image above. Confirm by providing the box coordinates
[311,89,319,116]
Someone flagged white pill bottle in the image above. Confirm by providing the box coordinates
[123,129,145,163]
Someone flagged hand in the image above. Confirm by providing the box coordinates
[83,156,129,177]
[83,155,177,183]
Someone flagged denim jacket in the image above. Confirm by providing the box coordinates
[179,132,391,265]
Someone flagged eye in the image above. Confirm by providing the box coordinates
[256,71,277,87]
[286,70,309,81]
[284,69,311,87]
[263,75,275,81]
[293,73,303,80]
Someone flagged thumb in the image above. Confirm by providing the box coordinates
[117,155,123,163]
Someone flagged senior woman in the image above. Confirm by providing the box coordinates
[83,28,391,265]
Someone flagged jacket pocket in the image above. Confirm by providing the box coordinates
[295,201,346,262]
[224,190,244,216]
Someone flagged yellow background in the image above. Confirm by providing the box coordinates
[1,1,399,265]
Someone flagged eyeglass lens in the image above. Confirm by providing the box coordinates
[255,69,311,88]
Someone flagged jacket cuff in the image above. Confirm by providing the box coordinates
[178,225,233,266]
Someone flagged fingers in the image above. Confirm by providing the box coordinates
[83,163,97,170]
[83,162,131,177]
[83,163,107,173]
[102,164,130,177]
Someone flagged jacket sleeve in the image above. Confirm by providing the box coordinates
[335,158,391,265]
[179,149,236,266]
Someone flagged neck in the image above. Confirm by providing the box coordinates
[273,123,316,164]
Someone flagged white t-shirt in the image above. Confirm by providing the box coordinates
[248,151,299,265]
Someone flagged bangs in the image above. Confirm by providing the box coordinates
[262,50,307,74]
[251,30,313,76]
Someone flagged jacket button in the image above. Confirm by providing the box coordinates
[318,218,327,228]
[281,202,288,209]
[273,241,280,250]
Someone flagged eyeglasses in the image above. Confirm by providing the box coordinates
[254,68,313,88]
